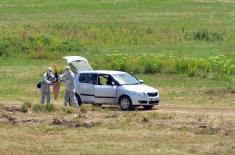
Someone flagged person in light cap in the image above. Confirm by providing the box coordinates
[59,66,78,107]
[40,67,55,104]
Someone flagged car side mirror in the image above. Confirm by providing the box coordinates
[138,80,144,84]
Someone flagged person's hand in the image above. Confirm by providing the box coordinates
[59,79,65,83]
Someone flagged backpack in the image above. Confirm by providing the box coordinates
[37,82,43,89]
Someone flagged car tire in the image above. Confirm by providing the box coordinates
[143,105,154,110]
[75,94,82,106]
[119,96,132,111]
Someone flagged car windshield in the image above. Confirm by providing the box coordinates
[112,73,139,85]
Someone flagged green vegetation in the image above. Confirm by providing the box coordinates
[21,101,32,113]
[0,0,235,58]
[32,103,56,112]
[0,0,235,154]
[103,54,235,81]
[0,0,234,106]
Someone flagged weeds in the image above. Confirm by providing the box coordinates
[104,54,235,81]
[80,105,92,113]
[0,34,83,59]
[32,104,45,112]
[21,102,32,113]
[45,104,56,112]
[61,107,76,114]
[32,104,56,112]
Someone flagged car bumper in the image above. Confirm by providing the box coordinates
[138,100,159,104]
[132,96,160,106]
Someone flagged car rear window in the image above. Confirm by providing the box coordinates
[79,74,97,84]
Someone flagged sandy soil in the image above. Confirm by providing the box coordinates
[155,105,235,115]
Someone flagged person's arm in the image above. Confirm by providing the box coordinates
[58,73,66,83]
[51,74,56,82]
[42,74,52,84]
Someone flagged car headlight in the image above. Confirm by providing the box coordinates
[136,92,146,97]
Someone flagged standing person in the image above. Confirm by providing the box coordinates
[59,66,78,107]
[40,67,55,104]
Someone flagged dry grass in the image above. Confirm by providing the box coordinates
[0,104,235,155]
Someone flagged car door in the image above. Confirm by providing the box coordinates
[63,56,93,74]
[77,73,95,104]
[94,74,117,104]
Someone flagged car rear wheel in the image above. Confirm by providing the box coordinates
[119,96,132,111]
[143,105,154,110]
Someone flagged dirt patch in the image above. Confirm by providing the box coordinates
[205,88,235,95]
[2,105,22,113]
[51,118,100,128]
[0,104,104,128]
[155,120,234,136]
[0,114,18,125]
[156,106,235,114]
[52,118,80,128]
[1,103,235,134]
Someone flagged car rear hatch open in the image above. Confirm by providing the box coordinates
[63,56,93,74]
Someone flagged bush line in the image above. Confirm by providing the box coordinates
[103,54,235,81]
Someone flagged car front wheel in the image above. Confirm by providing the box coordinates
[119,96,132,111]
[75,94,82,106]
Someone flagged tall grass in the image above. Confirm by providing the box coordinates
[103,54,235,81]
[0,26,227,58]
[0,34,83,59]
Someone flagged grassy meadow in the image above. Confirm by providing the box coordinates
[0,0,235,154]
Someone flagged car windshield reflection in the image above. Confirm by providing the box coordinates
[112,73,140,85]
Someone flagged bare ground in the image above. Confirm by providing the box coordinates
[0,103,235,137]
[155,105,235,114]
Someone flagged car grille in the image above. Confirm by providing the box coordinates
[138,100,148,104]
[147,92,158,97]
[149,101,159,104]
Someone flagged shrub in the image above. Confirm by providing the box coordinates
[45,104,56,112]
[104,54,129,71]
[21,102,32,113]
[102,54,234,81]
[0,34,84,58]
[139,55,155,73]
[32,104,56,112]
[80,105,91,113]
[58,40,83,52]
[61,107,75,114]
[32,104,45,112]
[184,29,224,41]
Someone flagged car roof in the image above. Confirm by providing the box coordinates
[78,70,126,75]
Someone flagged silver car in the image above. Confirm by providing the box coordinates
[63,56,160,110]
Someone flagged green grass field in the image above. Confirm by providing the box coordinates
[0,0,235,154]
[1,0,235,58]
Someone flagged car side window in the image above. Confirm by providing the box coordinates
[79,74,97,84]
[79,74,88,83]
[97,74,115,86]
